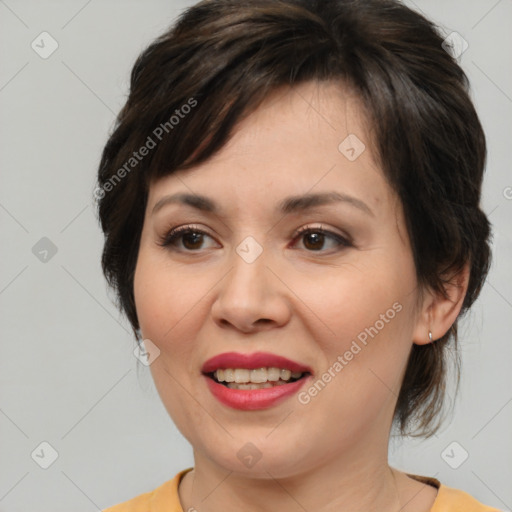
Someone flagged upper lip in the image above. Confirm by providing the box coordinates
[201,351,312,374]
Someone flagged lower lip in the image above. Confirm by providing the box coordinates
[204,375,311,410]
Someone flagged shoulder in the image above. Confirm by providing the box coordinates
[406,473,503,512]
[102,468,193,512]
[102,489,152,512]
[433,482,504,512]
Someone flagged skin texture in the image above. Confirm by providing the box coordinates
[133,81,469,512]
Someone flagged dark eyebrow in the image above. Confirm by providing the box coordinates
[278,191,374,217]
[151,191,374,217]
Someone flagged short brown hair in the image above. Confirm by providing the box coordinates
[95,0,492,437]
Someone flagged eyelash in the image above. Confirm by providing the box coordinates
[157,224,352,254]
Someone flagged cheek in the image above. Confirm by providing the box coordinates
[134,251,211,435]
[296,296,413,444]
[292,254,416,405]
[134,247,203,345]
[290,254,411,346]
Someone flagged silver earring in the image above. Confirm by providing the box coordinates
[428,331,433,342]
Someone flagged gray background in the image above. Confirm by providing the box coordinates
[0,1,511,511]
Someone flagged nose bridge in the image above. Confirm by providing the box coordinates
[223,236,269,309]
[211,236,289,331]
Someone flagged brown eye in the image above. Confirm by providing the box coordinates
[181,231,205,250]
[158,226,216,251]
[302,232,326,251]
[157,224,351,254]
[294,226,351,252]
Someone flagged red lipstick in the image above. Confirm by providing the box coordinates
[201,351,312,374]
[201,351,312,411]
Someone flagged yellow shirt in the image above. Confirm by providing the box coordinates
[102,468,503,511]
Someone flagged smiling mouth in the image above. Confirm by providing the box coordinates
[206,367,311,390]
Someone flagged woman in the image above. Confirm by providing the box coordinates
[96,0,499,510]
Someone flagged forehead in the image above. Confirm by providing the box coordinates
[147,81,392,217]
[209,81,371,160]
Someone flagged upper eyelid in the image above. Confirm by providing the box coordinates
[165,223,347,237]
[295,224,351,240]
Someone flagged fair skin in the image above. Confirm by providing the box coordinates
[133,81,469,512]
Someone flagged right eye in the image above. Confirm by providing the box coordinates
[157,225,218,252]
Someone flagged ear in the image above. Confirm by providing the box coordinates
[412,262,470,345]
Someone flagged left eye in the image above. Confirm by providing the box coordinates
[292,226,351,252]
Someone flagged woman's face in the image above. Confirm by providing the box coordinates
[134,81,428,477]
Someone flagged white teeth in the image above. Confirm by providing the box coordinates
[280,369,291,380]
[267,367,281,381]
[227,382,274,390]
[213,367,305,384]
[234,369,250,383]
[250,368,267,383]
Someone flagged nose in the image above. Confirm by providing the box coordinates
[210,246,291,334]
